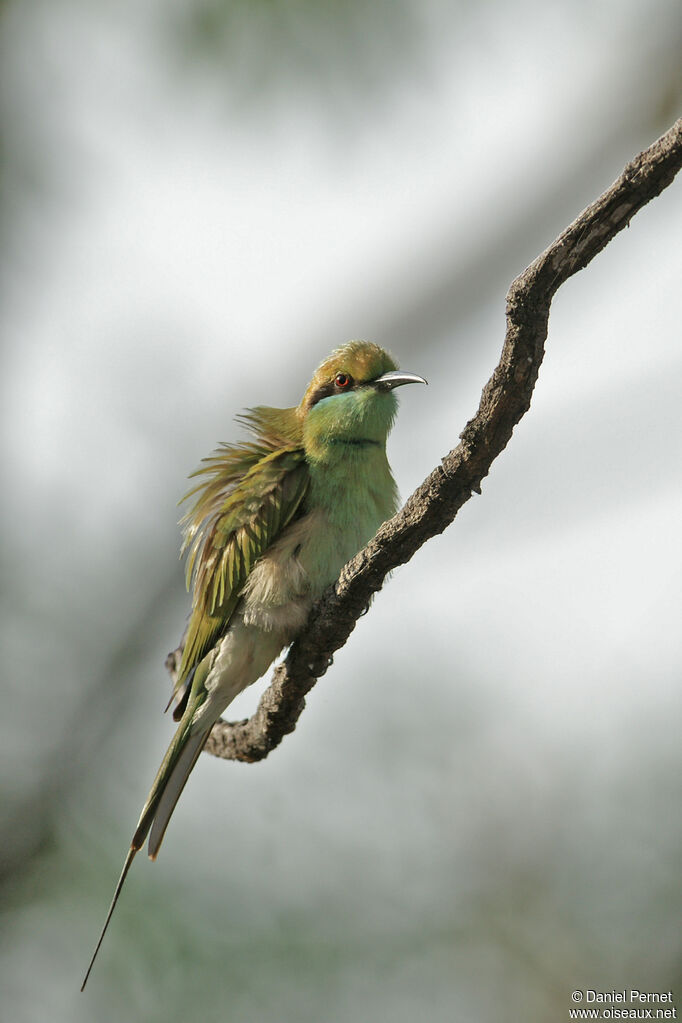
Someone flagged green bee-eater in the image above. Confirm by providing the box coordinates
[82,340,425,988]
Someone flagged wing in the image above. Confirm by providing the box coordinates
[175,444,309,698]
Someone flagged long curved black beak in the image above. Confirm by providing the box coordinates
[373,370,428,391]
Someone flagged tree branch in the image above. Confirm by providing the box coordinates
[166,118,682,763]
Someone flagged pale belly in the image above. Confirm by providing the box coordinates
[239,468,395,638]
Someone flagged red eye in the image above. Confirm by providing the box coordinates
[335,372,352,389]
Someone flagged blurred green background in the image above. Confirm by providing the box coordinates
[1,1,681,1020]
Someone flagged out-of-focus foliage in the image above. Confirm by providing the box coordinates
[176,0,424,85]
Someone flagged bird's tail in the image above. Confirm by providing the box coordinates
[81,702,213,991]
[144,725,211,859]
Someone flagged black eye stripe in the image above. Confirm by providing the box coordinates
[307,373,358,408]
[307,381,337,408]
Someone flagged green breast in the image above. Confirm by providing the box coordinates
[301,444,398,594]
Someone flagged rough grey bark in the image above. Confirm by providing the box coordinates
[165,118,682,763]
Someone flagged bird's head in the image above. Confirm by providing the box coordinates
[299,340,426,460]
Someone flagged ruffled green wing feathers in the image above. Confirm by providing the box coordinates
[176,437,309,689]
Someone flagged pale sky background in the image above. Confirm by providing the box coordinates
[1,1,681,1021]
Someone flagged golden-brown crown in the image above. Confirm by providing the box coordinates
[300,340,397,412]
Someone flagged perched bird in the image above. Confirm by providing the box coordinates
[81,340,425,988]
